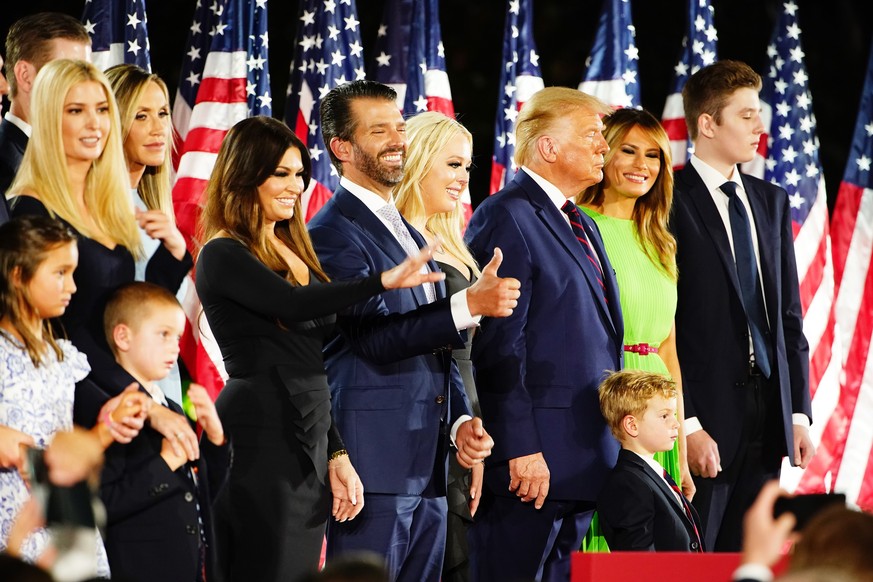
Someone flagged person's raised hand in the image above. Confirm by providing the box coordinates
[380,242,445,290]
[465,248,521,318]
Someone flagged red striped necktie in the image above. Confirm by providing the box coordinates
[560,201,607,301]
[663,469,703,552]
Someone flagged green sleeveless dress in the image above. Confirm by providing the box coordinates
[580,208,680,552]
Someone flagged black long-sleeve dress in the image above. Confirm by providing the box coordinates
[195,237,386,582]
[9,195,192,424]
[439,262,480,582]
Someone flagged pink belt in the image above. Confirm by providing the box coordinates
[624,343,658,355]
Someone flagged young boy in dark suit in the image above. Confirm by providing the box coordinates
[597,370,705,552]
[99,282,227,582]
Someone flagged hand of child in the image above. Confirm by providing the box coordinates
[0,424,35,472]
[100,383,151,444]
[160,437,188,471]
[188,384,225,446]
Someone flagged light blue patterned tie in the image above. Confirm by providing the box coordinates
[377,204,436,303]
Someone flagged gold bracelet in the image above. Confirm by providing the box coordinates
[328,449,349,464]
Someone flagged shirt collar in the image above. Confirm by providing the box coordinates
[521,166,571,211]
[689,155,743,195]
[340,176,395,214]
[4,112,32,138]
[629,449,669,478]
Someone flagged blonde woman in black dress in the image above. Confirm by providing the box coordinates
[396,111,481,582]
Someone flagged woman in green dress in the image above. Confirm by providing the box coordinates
[579,107,694,551]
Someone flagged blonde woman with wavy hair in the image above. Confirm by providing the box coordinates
[7,59,193,410]
[395,110,481,582]
[578,107,691,552]
[105,63,190,403]
[105,64,173,220]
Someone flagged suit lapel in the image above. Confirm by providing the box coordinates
[678,165,744,302]
[741,175,777,328]
[515,172,618,336]
[621,450,694,531]
[333,187,431,306]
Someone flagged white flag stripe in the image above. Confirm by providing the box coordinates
[187,102,250,133]
[834,351,873,505]
[202,50,249,80]
[792,179,828,280]
[578,79,632,107]
[834,188,873,354]
[515,75,545,103]
[177,151,219,181]
[423,69,452,100]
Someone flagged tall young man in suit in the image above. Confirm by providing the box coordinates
[465,87,623,582]
[672,60,815,552]
[309,80,519,582]
[0,12,91,212]
[597,370,704,552]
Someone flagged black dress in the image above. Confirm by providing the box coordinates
[439,261,480,582]
[9,195,192,423]
[195,238,385,582]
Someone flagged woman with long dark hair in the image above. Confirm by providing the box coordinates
[196,116,443,581]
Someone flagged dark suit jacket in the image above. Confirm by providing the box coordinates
[100,398,227,582]
[308,185,471,496]
[0,117,27,221]
[464,170,623,502]
[671,163,811,469]
[598,449,704,551]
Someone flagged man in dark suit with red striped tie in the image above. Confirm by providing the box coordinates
[465,87,624,582]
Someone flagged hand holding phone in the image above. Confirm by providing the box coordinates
[773,493,846,531]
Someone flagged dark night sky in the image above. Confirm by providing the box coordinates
[2,0,871,208]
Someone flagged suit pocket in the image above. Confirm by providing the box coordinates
[339,386,404,410]
[529,385,573,408]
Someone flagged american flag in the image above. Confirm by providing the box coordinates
[739,2,841,501]
[490,0,544,194]
[81,0,152,72]
[371,0,454,117]
[660,0,718,169]
[578,0,640,109]
[284,0,364,222]
[171,0,271,399]
[371,0,463,216]
[816,38,873,511]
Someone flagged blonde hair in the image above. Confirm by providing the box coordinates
[8,59,141,257]
[514,87,612,168]
[599,370,677,442]
[579,108,677,279]
[395,111,480,278]
[105,64,174,223]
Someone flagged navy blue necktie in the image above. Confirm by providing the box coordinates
[561,201,607,302]
[722,181,772,378]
